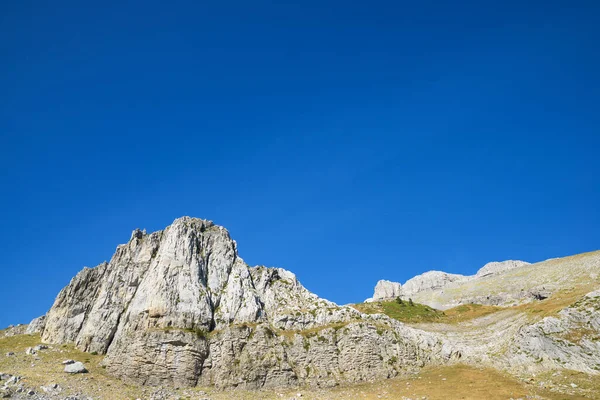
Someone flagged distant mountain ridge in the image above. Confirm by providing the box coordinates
[367,260,531,303]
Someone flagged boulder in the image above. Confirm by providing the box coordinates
[64,362,87,374]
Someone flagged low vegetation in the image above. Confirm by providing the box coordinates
[352,298,503,324]
[441,303,503,323]
[352,299,445,323]
[514,284,599,319]
[353,282,600,327]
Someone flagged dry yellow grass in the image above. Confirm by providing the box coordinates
[320,364,591,400]
[514,284,599,319]
[440,303,503,323]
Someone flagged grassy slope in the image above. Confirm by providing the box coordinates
[411,250,600,309]
[352,299,506,325]
[352,299,445,323]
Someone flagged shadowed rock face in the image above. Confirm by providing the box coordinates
[39,217,454,389]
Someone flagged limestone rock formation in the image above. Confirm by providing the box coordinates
[476,260,530,278]
[402,271,469,297]
[368,280,403,302]
[506,289,600,374]
[38,217,455,389]
[0,324,27,338]
[26,216,600,392]
[25,315,46,334]
[366,260,531,307]
[406,252,600,310]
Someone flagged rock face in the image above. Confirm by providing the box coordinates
[369,280,403,301]
[25,315,46,334]
[506,289,600,374]
[402,271,468,297]
[476,260,530,278]
[39,217,454,389]
[366,260,530,306]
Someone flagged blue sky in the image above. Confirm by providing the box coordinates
[1,1,599,327]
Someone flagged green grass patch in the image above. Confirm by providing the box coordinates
[352,300,444,323]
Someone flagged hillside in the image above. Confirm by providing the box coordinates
[1,217,599,399]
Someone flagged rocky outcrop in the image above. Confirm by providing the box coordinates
[405,252,600,310]
[476,260,530,278]
[1,324,27,338]
[25,315,46,334]
[366,272,468,302]
[38,217,456,389]
[367,280,403,302]
[506,289,600,374]
[402,271,469,297]
[366,260,535,308]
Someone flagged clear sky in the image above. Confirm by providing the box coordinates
[1,1,599,327]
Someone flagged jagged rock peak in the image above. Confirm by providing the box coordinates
[42,215,262,354]
[38,216,452,389]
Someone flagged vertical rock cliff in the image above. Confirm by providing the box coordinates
[40,217,453,388]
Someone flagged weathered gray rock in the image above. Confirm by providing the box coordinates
[505,289,600,374]
[40,217,455,389]
[402,271,469,297]
[369,280,402,301]
[366,261,531,307]
[476,260,530,277]
[1,324,26,338]
[25,315,46,335]
[64,362,87,374]
[5,375,20,385]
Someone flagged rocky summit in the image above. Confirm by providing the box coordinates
[35,217,454,389]
[2,216,600,399]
